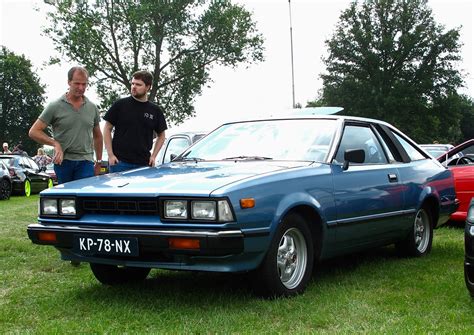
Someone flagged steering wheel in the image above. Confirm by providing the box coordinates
[453,156,474,165]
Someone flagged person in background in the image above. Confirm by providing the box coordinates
[33,148,52,169]
[28,66,103,184]
[2,142,11,154]
[103,70,167,173]
[12,143,27,155]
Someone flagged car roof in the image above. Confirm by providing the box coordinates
[419,144,453,148]
[0,154,27,158]
[222,110,393,128]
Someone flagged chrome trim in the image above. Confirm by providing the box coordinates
[327,209,416,226]
[27,223,243,238]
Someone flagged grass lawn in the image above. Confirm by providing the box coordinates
[1,195,473,333]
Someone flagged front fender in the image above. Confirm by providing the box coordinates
[271,192,328,239]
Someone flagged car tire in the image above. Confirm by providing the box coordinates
[396,206,433,257]
[253,213,314,298]
[0,178,11,200]
[90,263,151,285]
[23,179,31,197]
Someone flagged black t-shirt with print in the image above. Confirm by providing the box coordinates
[104,96,167,165]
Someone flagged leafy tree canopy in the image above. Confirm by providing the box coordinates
[310,0,464,143]
[44,0,264,125]
[0,47,45,155]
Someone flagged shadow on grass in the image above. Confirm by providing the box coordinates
[313,246,399,280]
[75,269,256,307]
[70,246,403,306]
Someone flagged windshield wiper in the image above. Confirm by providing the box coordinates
[173,157,204,162]
[223,156,273,161]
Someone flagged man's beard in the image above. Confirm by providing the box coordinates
[132,91,146,99]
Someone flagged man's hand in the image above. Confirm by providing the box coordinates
[108,154,119,166]
[149,155,156,167]
[53,142,64,164]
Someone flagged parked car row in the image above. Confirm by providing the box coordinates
[28,109,459,297]
[0,154,53,198]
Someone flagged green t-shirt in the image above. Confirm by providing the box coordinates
[39,94,100,161]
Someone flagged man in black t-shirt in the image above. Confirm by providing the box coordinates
[103,70,167,173]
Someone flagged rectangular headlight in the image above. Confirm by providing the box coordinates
[164,200,188,219]
[60,199,76,216]
[191,201,216,220]
[41,198,58,215]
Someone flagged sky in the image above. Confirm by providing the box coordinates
[1,0,473,135]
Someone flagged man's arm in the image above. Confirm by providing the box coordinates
[103,121,119,166]
[92,124,103,175]
[149,130,166,167]
[29,119,64,164]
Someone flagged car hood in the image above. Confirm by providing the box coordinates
[45,161,310,196]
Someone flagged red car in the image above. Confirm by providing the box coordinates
[437,139,474,223]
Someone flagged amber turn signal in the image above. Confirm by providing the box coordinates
[169,238,200,250]
[240,198,255,208]
[38,232,57,242]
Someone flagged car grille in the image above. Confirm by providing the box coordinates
[80,197,159,216]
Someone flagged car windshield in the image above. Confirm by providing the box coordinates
[178,119,338,162]
[0,157,16,167]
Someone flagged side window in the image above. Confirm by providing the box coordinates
[163,137,191,163]
[334,125,388,164]
[20,157,32,169]
[393,133,425,161]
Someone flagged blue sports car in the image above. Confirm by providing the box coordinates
[27,109,457,297]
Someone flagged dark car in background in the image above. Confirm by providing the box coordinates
[465,198,474,297]
[155,131,207,165]
[45,163,58,185]
[0,160,12,200]
[0,154,53,196]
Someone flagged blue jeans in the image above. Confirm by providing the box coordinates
[109,161,145,173]
[54,160,94,184]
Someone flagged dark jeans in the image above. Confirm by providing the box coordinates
[109,161,145,173]
[54,160,94,184]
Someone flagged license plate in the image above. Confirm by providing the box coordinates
[73,235,138,256]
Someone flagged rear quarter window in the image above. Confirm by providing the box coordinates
[393,133,425,161]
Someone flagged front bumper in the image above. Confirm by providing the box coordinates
[27,223,247,271]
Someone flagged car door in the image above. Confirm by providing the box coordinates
[331,123,405,251]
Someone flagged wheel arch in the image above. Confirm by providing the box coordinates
[280,204,324,262]
[420,195,439,228]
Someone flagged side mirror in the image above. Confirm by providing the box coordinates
[343,149,365,170]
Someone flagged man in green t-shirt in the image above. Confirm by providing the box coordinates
[29,66,103,184]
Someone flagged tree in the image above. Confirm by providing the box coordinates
[457,95,474,143]
[0,47,45,155]
[43,0,264,125]
[313,0,464,142]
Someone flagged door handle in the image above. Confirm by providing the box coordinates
[388,173,398,182]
